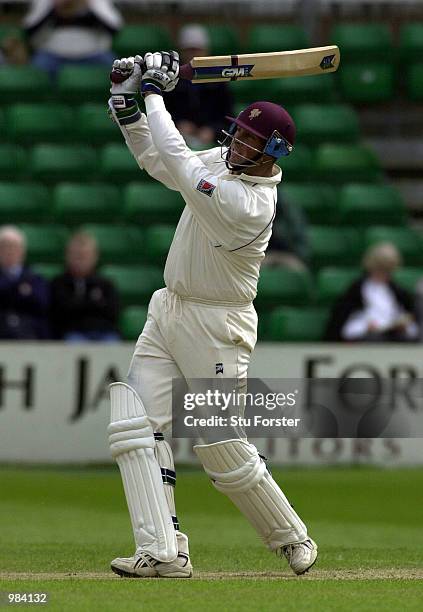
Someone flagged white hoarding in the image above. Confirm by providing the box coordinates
[0,343,422,464]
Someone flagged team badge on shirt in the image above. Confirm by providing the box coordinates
[216,363,224,374]
[196,179,216,197]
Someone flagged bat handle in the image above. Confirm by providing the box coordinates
[111,63,193,84]
[179,63,193,82]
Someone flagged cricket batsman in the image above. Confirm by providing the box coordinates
[107,51,317,578]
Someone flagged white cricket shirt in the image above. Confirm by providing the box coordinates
[121,94,281,304]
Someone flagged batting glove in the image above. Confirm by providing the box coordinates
[109,55,143,123]
[141,51,180,96]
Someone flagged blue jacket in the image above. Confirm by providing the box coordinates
[0,267,50,339]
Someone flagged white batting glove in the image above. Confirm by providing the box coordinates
[141,51,180,96]
[110,55,143,94]
[109,55,143,123]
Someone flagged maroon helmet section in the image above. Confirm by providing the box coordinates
[226,101,296,146]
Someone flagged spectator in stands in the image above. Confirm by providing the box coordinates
[325,242,419,342]
[51,232,120,342]
[0,226,50,340]
[23,0,123,78]
[263,190,310,270]
[165,24,234,147]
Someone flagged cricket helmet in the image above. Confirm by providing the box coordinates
[226,101,296,158]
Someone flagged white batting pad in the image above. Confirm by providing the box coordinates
[108,382,177,562]
[194,439,307,549]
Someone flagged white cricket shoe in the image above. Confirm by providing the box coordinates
[280,538,318,575]
[111,550,193,578]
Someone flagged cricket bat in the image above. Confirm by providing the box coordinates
[178,46,340,83]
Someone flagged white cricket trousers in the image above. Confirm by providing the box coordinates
[127,287,257,432]
[123,287,309,552]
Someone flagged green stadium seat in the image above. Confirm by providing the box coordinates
[316,267,362,305]
[144,225,175,263]
[0,108,4,133]
[399,23,423,59]
[189,142,215,152]
[76,104,121,144]
[229,79,293,106]
[206,25,240,55]
[255,267,313,309]
[406,63,423,102]
[30,145,97,182]
[257,311,272,341]
[267,307,329,342]
[80,224,144,264]
[291,104,360,145]
[276,145,314,181]
[124,183,185,224]
[315,144,382,183]
[247,25,308,54]
[279,183,339,225]
[365,227,423,266]
[53,183,120,224]
[113,25,172,58]
[393,268,423,293]
[330,23,394,61]
[0,66,51,104]
[119,305,148,340]
[32,263,64,280]
[101,265,163,305]
[338,63,395,104]
[270,74,337,105]
[5,104,74,144]
[20,224,69,263]
[57,67,109,103]
[0,183,51,223]
[339,184,406,226]
[99,144,142,183]
[309,226,362,268]
[230,76,337,108]
[0,145,27,179]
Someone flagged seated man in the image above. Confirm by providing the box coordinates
[0,226,50,340]
[51,232,120,341]
[24,0,123,78]
[165,24,234,147]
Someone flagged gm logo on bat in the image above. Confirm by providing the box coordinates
[221,65,253,78]
[194,64,254,80]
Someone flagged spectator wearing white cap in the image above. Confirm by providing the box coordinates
[165,24,234,148]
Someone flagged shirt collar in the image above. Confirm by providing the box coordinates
[221,164,282,185]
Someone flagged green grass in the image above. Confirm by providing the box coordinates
[0,466,422,611]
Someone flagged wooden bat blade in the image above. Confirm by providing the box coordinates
[179,46,340,84]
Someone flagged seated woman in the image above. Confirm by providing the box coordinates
[325,242,419,342]
[50,232,120,342]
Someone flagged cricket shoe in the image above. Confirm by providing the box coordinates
[280,538,318,575]
[111,550,193,578]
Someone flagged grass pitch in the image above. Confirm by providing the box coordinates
[0,465,422,611]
